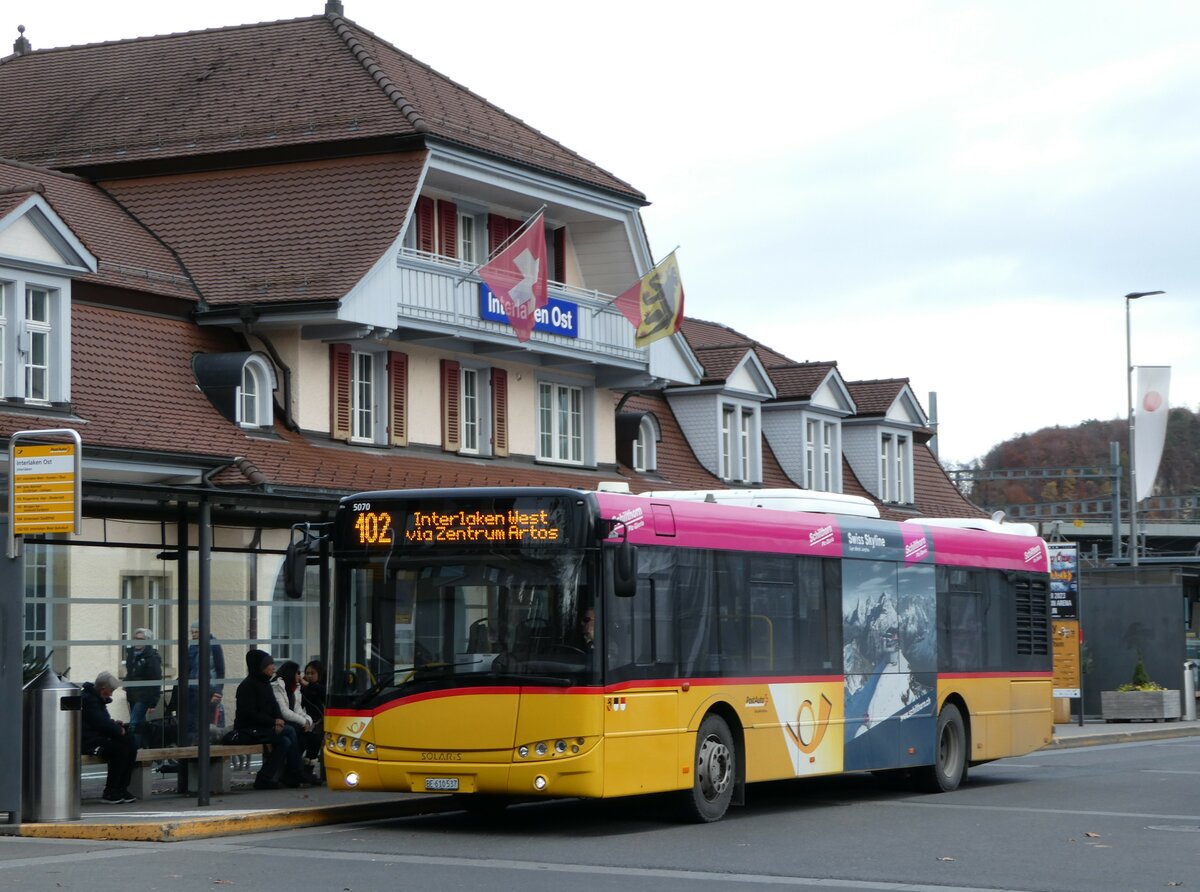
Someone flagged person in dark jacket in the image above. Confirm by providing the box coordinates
[81,671,138,804]
[234,649,314,790]
[185,620,226,745]
[124,628,162,734]
[301,659,325,762]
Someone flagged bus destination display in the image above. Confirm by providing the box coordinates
[347,501,565,548]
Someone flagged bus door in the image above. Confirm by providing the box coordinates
[602,569,681,797]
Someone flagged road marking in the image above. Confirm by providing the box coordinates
[1142,769,1200,775]
[173,841,1044,891]
[892,801,1200,821]
[0,847,159,870]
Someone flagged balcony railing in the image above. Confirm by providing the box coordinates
[396,248,644,365]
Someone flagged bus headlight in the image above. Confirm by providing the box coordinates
[365,743,375,755]
[533,775,547,791]
[338,736,348,749]
[345,772,359,787]
[555,739,567,753]
[535,742,548,756]
[518,745,529,758]
[350,738,361,752]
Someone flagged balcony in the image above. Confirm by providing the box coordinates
[389,248,652,387]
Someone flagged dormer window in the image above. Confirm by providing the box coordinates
[633,415,659,472]
[720,401,759,483]
[0,277,71,405]
[194,351,277,431]
[880,432,912,503]
[804,417,840,492]
[237,354,277,428]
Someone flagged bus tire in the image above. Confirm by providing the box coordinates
[919,703,967,793]
[681,714,736,823]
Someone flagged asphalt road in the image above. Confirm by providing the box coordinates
[3,736,1199,891]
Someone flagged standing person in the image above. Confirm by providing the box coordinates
[81,671,138,805]
[124,628,162,739]
[233,650,309,789]
[186,620,225,745]
[272,661,321,772]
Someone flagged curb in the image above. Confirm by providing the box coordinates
[16,795,459,843]
[1046,724,1200,750]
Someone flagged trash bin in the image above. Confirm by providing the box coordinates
[22,668,81,822]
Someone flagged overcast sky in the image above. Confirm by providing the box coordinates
[12,1,1200,465]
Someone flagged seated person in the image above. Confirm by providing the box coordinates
[233,650,316,789]
[81,670,138,804]
[301,660,326,762]
[272,661,321,771]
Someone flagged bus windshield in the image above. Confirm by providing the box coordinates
[331,550,598,707]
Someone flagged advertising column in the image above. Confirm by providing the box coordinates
[1048,543,1082,724]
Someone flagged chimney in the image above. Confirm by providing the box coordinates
[13,24,31,56]
[927,391,939,458]
[324,1,344,15]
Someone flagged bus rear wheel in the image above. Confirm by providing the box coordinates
[919,703,967,793]
[681,714,736,823]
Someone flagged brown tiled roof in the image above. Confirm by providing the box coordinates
[101,153,425,305]
[761,439,796,488]
[615,392,724,491]
[0,160,196,301]
[679,317,758,352]
[692,345,754,384]
[0,15,642,200]
[769,362,838,401]
[847,378,909,417]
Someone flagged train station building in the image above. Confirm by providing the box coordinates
[0,4,980,724]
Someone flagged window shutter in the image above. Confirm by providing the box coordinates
[491,367,508,457]
[552,227,565,283]
[487,213,507,255]
[416,196,436,254]
[388,351,408,447]
[329,343,352,442]
[441,359,461,452]
[438,200,458,258]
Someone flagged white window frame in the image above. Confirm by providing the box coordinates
[121,574,166,643]
[0,272,71,405]
[461,366,480,454]
[822,421,835,491]
[880,433,893,501]
[804,419,817,489]
[739,410,752,482]
[537,380,588,465]
[633,415,659,473]
[459,212,477,265]
[236,354,276,429]
[879,431,913,503]
[720,406,735,480]
[351,350,376,443]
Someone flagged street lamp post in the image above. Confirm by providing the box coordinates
[1125,290,1164,568]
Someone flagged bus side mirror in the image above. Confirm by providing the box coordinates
[283,539,308,600]
[613,541,638,598]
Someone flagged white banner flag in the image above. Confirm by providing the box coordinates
[1135,365,1171,501]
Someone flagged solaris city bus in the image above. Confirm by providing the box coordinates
[288,486,1053,822]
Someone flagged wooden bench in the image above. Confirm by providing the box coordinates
[82,744,262,800]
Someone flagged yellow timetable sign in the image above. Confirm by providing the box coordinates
[13,443,77,534]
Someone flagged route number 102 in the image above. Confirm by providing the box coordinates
[354,511,393,545]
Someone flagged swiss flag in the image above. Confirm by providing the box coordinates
[479,212,547,342]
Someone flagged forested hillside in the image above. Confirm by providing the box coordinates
[959,408,1200,508]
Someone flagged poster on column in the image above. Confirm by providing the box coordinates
[1048,543,1080,699]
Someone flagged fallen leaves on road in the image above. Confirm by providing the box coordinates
[937,856,956,862]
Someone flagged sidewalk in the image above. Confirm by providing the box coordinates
[10,718,1200,843]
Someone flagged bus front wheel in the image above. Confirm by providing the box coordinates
[919,703,967,793]
[682,714,736,823]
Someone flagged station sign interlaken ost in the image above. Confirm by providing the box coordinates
[13,443,77,533]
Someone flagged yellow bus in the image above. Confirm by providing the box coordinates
[299,487,1052,822]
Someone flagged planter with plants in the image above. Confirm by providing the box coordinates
[1101,656,1181,722]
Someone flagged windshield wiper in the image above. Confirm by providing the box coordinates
[354,660,489,705]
